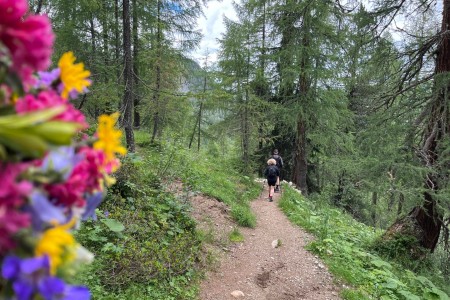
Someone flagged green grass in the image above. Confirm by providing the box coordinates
[229,227,244,242]
[279,186,449,300]
[172,145,260,228]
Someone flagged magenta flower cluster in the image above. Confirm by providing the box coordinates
[0,0,53,85]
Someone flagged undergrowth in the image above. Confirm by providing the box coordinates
[279,186,450,300]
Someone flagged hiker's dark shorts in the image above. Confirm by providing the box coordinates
[267,179,276,186]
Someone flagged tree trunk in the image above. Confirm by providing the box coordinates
[372,191,377,226]
[114,0,120,74]
[197,101,202,151]
[197,73,207,151]
[35,0,43,14]
[384,0,450,252]
[291,26,310,195]
[242,34,251,172]
[101,0,109,81]
[132,0,140,129]
[89,14,97,83]
[397,193,404,216]
[292,117,308,195]
[122,0,135,152]
[151,0,162,143]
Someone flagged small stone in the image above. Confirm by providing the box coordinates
[231,290,245,298]
[271,239,280,248]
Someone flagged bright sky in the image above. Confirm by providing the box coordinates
[191,0,239,66]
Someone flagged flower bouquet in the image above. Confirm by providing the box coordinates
[0,1,126,299]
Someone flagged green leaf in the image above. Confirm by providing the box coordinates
[423,290,441,300]
[101,219,125,232]
[398,290,421,300]
[0,127,49,158]
[28,121,80,145]
[371,259,392,270]
[0,106,65,127]
[382,278,398,290]
[429,288,449,300]
[416,276,434,288]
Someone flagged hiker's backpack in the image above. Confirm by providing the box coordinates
[272,154,282,168]
[267,166,277,177]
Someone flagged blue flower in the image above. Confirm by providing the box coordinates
[2,255,50,300]
[1,255,90,300]
[29,191,66,230]
[38,276,90,300]
[82,191,104,221]
[41,147,83,180]
[35,68,61,89]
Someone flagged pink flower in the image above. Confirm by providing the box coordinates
[0,163,32,211]
[44,147,107,208]
[16,90,87,128]
[0,0,28,25]
[78,147,106,192]
[45,164,88,208]
[0,209,30,255]
[0,163,32,255]
[0,0,54,83]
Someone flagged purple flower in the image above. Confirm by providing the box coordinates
[1,255,90,300]
[29,191,66,230]
[82,192,104,221]
[2,255,50,300]
[41,147,83,180]
[35,68,60,89]
[2,255,49,280]
[2,255,22,280]
[68,85,90,100]
[38,277,90,300]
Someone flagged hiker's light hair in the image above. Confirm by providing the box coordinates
[267,158,276,165]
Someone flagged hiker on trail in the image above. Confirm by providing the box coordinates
[271,149,283,192]
[264,158,279,202]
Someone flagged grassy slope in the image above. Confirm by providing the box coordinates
[279,186,449,300]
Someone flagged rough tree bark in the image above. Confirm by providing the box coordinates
[122,0,135,152]
[132,0,140,129]
[151,0,162,143]
[292,30,310,196]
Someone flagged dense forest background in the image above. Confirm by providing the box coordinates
[28,0,450,298]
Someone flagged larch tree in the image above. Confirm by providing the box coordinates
[122,0,135,152]
[366,0,450,252]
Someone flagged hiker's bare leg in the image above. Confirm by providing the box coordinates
[275,177,280,192]
[269,186,274,197]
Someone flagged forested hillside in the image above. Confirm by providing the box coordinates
[0,0,449,299]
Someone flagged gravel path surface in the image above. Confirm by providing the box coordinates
[196,188,341,300]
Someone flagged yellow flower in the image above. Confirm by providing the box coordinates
[94,113,127,166]
[35,219,77,274]
[58,51,91,99]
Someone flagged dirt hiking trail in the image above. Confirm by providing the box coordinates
[190,183,341,300]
